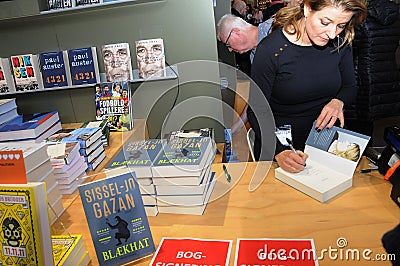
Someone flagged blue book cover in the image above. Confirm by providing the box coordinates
[106,139,165,177]
[0,111,59,140]
[40,51,70,88]
[67,47,100,86]
[78,171,155,266]
[152,137,214,177]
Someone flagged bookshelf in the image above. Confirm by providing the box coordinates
[0,0,224,142]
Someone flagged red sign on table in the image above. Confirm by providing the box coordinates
[234,238,318,266]
[150,237,232,266]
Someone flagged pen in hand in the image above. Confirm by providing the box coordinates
[286,137,306,167]
[286,138,298,155]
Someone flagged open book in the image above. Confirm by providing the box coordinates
[275,121,370,202]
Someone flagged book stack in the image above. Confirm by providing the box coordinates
[0,98,18,126]
[105,139,166,216]
[51,234,91,266]
[152,137,216,215]
[48,127,105,171]
[0,142,65,224]
[47,142,88,195]
[82,120,110,147]
[0,110,62,143]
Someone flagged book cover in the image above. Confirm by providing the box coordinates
[67,47,100,86]
[48,0,75,10]
[275,121,370,202]
[75,0,102,7]
[10,54,43,91]
[152,137,215,178]
[0,182,53,266]
[47,127,102,148]
[78,171,155,266]
[135,38,166,79]
[0,142,49,173]
[106,139,165,178]
[0,111,60,141]
[0,58,16,93]
[40,50,72,88]
[234,238,318,266]
[101,42,133,82]
[82,119,110,147]
[150,237,232,266]
[95,82,133,132]
[52,234,84,266]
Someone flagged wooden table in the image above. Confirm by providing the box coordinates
[56,123,400,265]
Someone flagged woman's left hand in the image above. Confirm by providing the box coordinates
[315,98,344,130]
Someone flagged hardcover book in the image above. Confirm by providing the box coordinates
[275,121,370,202]
[78,171,155,266]
[106,138,165,178]
[67,47,100,86]
[40,50,72,88]
[0,182,53,266]
[95,81,133,132]
[0,111,60,141]
[152,137,215,179]
[48,0,75,10]
[101,42,133,82]
[135,38,166,79]
[0,58,16,93]
[164,128,215,142]
[10,54,43,91]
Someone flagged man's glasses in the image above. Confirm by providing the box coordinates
[224,29,233,48]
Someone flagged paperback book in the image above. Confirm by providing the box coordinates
[106,138,165,178]
[135,38,166,79]
[275,121,370,202]
[101,42,133,82]
[40,50,72,88]
[67,47,100,86]
[95,81,133,132]
[152,137,215,179]
[0,58,16,93]
[78,171,155,266]
[47,126,102,148]
[10,53,43,91]
[0,111,60,142]
[0,182,53,266]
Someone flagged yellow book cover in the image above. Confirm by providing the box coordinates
[52,234,83,266]
[0,182,53,265]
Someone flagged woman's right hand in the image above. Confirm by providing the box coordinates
[275,150,308,173]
